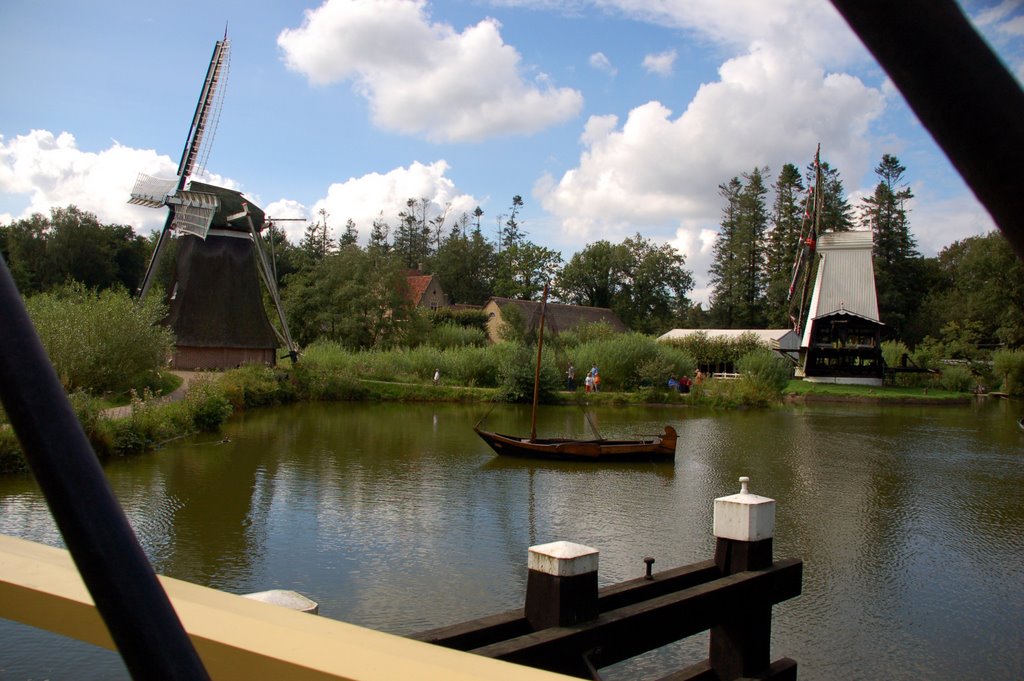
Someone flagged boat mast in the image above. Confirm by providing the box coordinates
[530,282,549,442]
[789,144,822,336]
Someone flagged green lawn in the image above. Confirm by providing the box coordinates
[783,379,968,401]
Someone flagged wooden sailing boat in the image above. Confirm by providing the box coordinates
[474,283,677,462]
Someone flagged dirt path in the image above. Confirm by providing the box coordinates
[102,371,203,419]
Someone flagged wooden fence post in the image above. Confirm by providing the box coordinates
[524,541,599,630]
[710,476,778,680]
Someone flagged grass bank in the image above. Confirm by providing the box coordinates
[1,364,976,475]
[783,380,971,403]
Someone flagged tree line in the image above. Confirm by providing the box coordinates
[705,153,1023,350]
[239,194,695,345]
[1,154,1021,354]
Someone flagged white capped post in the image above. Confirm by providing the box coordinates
[525,541,599,629]
[713,476,776,543]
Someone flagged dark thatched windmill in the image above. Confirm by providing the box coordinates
[129,33,296,369]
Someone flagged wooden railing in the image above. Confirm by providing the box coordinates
[0,534,569,681]
[413,477,802,680]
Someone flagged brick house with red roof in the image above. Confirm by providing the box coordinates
[405,272,448,310]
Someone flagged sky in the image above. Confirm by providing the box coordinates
[2,0,1023,304]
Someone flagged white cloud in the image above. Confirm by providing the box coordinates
[536,42,885,302]
[0,129,483,248]
[277,0,583,142]
[908,190,998,258]
[0,130,174,233]
[589,51,617,76]
[262,199,311,243]
[642,49,677,76]
[591,0,863,65]
[308,160,479,243]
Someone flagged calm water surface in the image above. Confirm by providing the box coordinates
[1,399,1023,680]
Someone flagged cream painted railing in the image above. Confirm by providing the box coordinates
[0,534,569,681]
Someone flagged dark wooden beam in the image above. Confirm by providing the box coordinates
[470,559,802,676]
[411,559,720,650]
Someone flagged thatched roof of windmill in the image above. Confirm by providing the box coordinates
[188,181,266,231]
[166,235,278,349]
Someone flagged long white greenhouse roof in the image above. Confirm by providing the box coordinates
[657,329,795,344]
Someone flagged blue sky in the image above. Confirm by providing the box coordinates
[2,0,1023,303]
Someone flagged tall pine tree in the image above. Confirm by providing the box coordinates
[708,177,743,326]
[764,164,806,327]
[861,154,921,337]
[709,169,770,327]
[393,198,434,269]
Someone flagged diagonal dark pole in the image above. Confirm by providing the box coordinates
[530,281,550,442]
[0,256,209,680]
[829,0,1024,261]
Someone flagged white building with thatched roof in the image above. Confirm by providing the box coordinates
[482,297,627,343]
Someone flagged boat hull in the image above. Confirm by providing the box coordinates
[474,425,677,462]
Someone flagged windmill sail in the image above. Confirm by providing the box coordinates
[128,174,177,209]
[134,36,230,300]
[177,38,230,182]
[166,191,220,239]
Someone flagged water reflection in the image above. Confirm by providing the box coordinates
[1,400,1022,680]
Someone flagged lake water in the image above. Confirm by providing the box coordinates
[1,399,1023,679]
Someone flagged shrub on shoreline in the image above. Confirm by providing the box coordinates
[26,283,173,395]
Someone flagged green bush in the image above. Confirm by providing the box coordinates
[495,344,561,403]
[428,308,489,332]
[881,340,910,369]
[290,361,369,401]
[568,333,669,391]
[555,320,619,347]
[183,379,233,431]
[737,348,792,395]
[218,365,294,409]
[427,322,487,349]
[938,364,975,392]
[300,342,503,389]
[299,341,358,372]
[441,345,501,387]
[26,283,173,395]
[635,346,697,389]
[881,339,928,387]
[992,348,1024,395]
[636,355,681,390]
[662,331,769,372]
